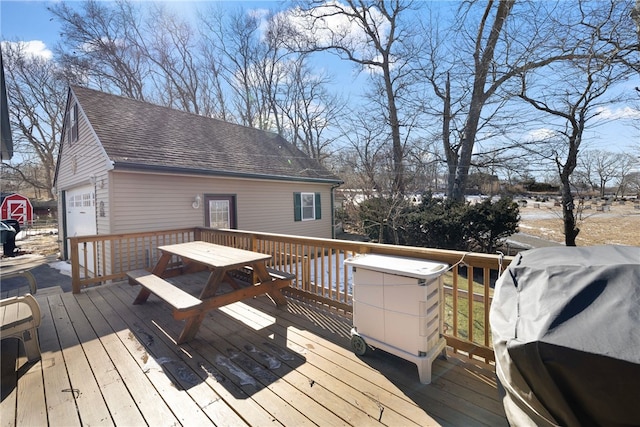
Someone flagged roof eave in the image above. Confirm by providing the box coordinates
[112,161,343,185]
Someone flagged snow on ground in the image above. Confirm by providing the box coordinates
[48,260,72,277]
[15,228,58,241]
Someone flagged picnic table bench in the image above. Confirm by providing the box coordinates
[127,241,294,343]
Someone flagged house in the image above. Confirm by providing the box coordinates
[54,86,342,267]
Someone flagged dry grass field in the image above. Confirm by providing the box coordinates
[518,199,640,247]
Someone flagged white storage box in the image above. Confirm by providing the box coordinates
[345,254,448,384]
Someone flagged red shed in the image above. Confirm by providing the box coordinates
[1,193,34,225]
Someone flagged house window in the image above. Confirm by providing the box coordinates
[209,200,230,228]
[294,192,321,221]
[68,103,79,144]
[205,194,236,229]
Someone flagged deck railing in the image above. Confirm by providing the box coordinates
[69,227,513,363]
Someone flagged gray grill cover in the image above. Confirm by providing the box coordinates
[490,245,640,427]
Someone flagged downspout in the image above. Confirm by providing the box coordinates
[330,183,342,239]
[60,190,68,259]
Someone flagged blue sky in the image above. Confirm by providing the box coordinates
[1,1,62,49]
[1,0,639,159]
[0,0,362,97]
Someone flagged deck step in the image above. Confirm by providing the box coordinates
[127,269,202,312]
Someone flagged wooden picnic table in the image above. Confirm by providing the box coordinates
[128,241,292,343]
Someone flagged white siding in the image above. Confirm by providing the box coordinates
[110,171,335,238]
[56,95,113,255]
[56,104,111,192]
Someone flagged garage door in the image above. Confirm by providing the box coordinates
[66,185,97,273]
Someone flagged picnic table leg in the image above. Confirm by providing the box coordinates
[152,252,172,276]
[177,312,207,344]
[199,268,225,300]
[133,252,172,305]
[253,263,288,307]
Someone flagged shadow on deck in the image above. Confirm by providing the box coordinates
[2,279,507,426]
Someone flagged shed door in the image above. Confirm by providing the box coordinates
[66,185,97,273]
[4,198,28,224]
[205,194,236,229]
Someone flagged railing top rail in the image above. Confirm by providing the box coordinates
[68,226,506,363]
[67,227,196,243]
[197,227,514,270]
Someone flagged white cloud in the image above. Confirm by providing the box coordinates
[284,1,390,61]
[3,40,53,60]
[525,128,557,142]
[594,106,640,120]
[248,7,270,21]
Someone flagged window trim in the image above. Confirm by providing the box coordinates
[67,103,79,144]
[301,192,316,221]
[294,192,322,222]
[204,194,237,229]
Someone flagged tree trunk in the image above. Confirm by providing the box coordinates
[383,62,405,196]
[559,132,581,246]
[442,73,457,197]
[560,178,579,246]
[448,0,515,202]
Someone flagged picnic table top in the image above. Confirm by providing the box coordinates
[158,241,271,270]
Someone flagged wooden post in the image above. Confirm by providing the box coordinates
[250,234,258,252]
[70,237,81,294]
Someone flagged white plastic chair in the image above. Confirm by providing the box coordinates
[1,294,42,362]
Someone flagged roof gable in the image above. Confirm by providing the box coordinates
[70,86,341,184]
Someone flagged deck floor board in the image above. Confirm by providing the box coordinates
[114,281,327,427]
[37,295,81,427]
[95,282,232,427]
[234,292,501,427]
[2,279,507,427]
[219,299,436,426]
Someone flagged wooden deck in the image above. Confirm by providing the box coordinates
[1,277,507,426]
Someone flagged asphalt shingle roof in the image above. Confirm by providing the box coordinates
[71,86,342,183]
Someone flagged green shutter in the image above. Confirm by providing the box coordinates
[294,192,302,221]
[315,192,321,220]
[73,104,79,140]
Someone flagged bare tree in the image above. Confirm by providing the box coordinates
[277,60,345,164]
[1,41,70,199]
[198,36,231,121]
[404,137,444,194]
[613,153,638,197]
[199,5,344,163]
[578,149,622,197]
[291,0,426,196]
[518,2,637,245]
[338,107,391,193]
[446,0,516,201]
[50,0,150,100]
[135,4,207,114]
[199,6,272,128]
[417,1,637,202]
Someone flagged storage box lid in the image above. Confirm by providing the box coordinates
[344,254,448,279]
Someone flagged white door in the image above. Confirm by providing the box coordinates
[66,185,97,273]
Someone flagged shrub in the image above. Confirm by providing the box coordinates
[463,197,520,253]
[406,196,469,250]
[357,196,411,244]
[355,193,520,253]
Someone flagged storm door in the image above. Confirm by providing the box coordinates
[204,194,237,229]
